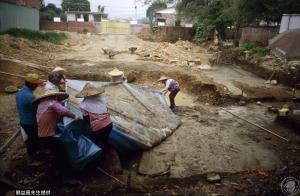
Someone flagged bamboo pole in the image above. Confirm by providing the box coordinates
[0,130,20,154]
[220,107,289,142]
[0,71,25,79]
[97,167,126,185]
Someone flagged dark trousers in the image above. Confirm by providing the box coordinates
[169,89,180,108]
[39,136,68,173]
[89,123,113,154]
[20,123,40,156]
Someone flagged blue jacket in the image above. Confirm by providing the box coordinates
[16,85,37,125]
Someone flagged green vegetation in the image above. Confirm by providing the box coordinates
[40,3,65,21]
[62,0,90,12]
[0,28,66,44]
[143,0,300,42]
[234,43,270,57]
[146,1,167,26]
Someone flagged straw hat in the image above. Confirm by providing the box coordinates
[25,73,44,85]
[157,76,169,82]
[33,89,69,104]
[75,83,105,98]
[52,66,66,73]
[108,68,124,77]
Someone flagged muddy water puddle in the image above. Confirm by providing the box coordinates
[165,91,195,107]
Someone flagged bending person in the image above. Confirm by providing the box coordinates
[33,89,79,184]
[157,76,180,111]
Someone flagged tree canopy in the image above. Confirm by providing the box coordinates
[61,0,91,12]
[175,0,300,41]
[40,3,63,21]
[146,1,168,25]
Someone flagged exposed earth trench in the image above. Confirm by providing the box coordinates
[0,33,299,195]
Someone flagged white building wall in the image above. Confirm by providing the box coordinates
[279,14,300,33]
[67,14,76,22]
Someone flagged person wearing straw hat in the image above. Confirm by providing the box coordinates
[75,83,113,152]
[108,68,127,84]
[157,76,180,111]
[33,89,80,184]
[16,73,44,164]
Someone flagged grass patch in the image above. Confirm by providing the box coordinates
[234,43,270,57]
[0,28,66,44]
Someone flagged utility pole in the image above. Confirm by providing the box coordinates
[135,5,137,21]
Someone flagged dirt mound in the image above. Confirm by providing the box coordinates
[136,40,208,64]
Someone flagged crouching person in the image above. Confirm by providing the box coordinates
[75,83,122,173]
[33,89,80,185]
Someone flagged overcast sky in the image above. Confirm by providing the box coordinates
[45,0,149,20]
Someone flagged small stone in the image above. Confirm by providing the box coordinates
[270,80,278,85]
[206,173,221,183]
[264,136,272,140]
[239,100,247,106]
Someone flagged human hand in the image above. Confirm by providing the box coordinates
[74,115,82,120]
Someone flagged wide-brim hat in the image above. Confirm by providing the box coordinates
[33,89,69,104]
[75,83,105,98]
[108,68,124,77]
[157,76,169,82]
[52,66,66,73]
[25,73,44,85]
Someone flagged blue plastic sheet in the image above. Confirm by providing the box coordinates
[54,122,102,171]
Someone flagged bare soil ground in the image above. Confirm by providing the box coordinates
[0,32,299,195]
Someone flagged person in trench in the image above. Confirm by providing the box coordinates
[45,69,66,93]
[16,73,44,165]
[33,89,81,184]
[157,76,180,111]
[75,83,122,173]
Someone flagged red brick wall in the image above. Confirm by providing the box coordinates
[40,21,96,33]
[240,27,279,46]
[1,0,40,9]
[138,26,194,41]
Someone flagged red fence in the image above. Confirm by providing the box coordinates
[240,27,279,46]
[40,21,96,33]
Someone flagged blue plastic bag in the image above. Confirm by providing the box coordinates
[54,121,102,171]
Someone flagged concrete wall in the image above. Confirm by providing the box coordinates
[130,24,150,34]
[240,27,279,46]
[0,2,39,31]
[40,21,96,33]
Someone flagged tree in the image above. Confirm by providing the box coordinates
[146,0,167,25]
[97,5,105,13]
[40,3,63,21]
[61,0,90,12]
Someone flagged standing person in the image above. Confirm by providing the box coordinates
[52,67,67,91]
[45,71,66,92]
[16,73,44,164]
[75,83,112,152]
[33,89,79,184]
[157,76,180,111]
